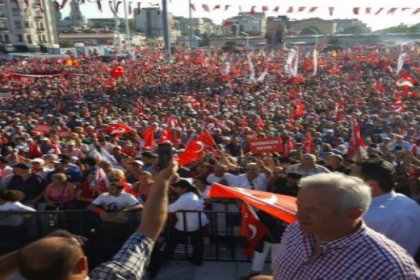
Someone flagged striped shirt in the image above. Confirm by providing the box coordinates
[272,222,420,280]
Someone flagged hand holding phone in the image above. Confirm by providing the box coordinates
[157,143,173,170]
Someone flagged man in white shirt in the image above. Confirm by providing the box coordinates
[351,158,420,256]
[233,162,270,191]
[88,182,142,222]
[287,153,330,178]
[0,157,13,189]
[207,163,237,186]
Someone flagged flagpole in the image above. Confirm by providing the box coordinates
[114,0,121,55]
[188,0,192,48]
[122,0,131,55]
[161,0,171,60]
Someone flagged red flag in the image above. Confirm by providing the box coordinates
[209,183,297,223]
[104,123,134,137]
[128,1,132,14]
[413,8,420,15]
[308,7,317,13]
[388,101,405,112]
[142,125,157,148]
[96,0,102,12]
[190,3,195,11]
[223,20,233,27]
[348,122,368,160]
[298,7,305,12]
[373,81,385,94]
[202,4,210,12]
[387,7,397,15]
[327,65,343,74]
[262,6,268,12]
[294,100,305,118]
[224,5,230,11]
[375,8,384,15]
[213,4,220,10]
[289,88,296,101]
[365,7,371,14]
[239,203,269,257]
[328,7,334,16]
[286,6,293,13]
[353,7,360,15]
[159,127,173,144]
[196,130,216,148]
[256,116,265,128]
[136,2,141,14]
[178,139,207,165]
[250,6,256,15]
[273,6,279,12]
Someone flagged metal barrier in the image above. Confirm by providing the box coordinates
[0,209,249,267]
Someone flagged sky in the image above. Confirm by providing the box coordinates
[63,0,420,31]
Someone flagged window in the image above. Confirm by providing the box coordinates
[24,21,29,28]
[4,34,9,42]
[26,34,32,44]
[14,21,21,29]
[42,34,46,42]
[17,34,23,42]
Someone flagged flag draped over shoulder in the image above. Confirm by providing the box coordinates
[239,203,269,257]
[209,183,297,224]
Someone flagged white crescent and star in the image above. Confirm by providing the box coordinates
[111,127,126,135]
[248,225,257,240]
[194,141,205,153]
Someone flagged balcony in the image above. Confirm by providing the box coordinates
[0,27,8,32]
[34,15,43,20]
[37,27,46,31]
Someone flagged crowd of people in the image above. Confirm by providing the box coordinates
[0,44,419,279]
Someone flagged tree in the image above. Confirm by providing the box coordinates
[340,24,370,34]
[300,26,324,35]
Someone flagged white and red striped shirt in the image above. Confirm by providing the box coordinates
[272,222,420,279]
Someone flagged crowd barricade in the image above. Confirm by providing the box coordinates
[0,210,249,266]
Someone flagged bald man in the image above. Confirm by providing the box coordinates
[0,160,179,280]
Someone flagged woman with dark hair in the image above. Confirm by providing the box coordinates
[149,178,209,278]
[0,189,35,227]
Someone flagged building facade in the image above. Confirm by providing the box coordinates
[288,18,337,35]
[266,16,287,49]
[224,12,266,36]
[0,0,58,52]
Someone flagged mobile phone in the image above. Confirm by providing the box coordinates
[157,143,173,170]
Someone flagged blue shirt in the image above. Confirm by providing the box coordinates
[364,191,420,256]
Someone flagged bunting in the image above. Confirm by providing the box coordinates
[190,3,195,11]
[328,7,334,16]
[224,5,230,11]
[202,4,210,12]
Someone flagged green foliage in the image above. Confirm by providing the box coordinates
[375,23,420,34]
[340,25,370,34]
[300,26,324,35]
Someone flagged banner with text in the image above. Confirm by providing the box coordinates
[248,137,282,154]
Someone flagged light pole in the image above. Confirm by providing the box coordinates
[122,0,131,55]
[161,0,171,58]
[188,0,192,48]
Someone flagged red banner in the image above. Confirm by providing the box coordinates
[248,137,282,154]
[32,124,52,134]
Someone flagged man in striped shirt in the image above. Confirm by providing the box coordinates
[253,172,420,280]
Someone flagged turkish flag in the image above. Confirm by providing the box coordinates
[196,130,216,148]
[209,183,297,224]
[104,123,134,137]
[256,116,265,128]
[348,122,368,160]
[142,125,156,148]
[223,20,233,27]
[178,139,207,166]
[159,127,173,144]
[239,203,269,257]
